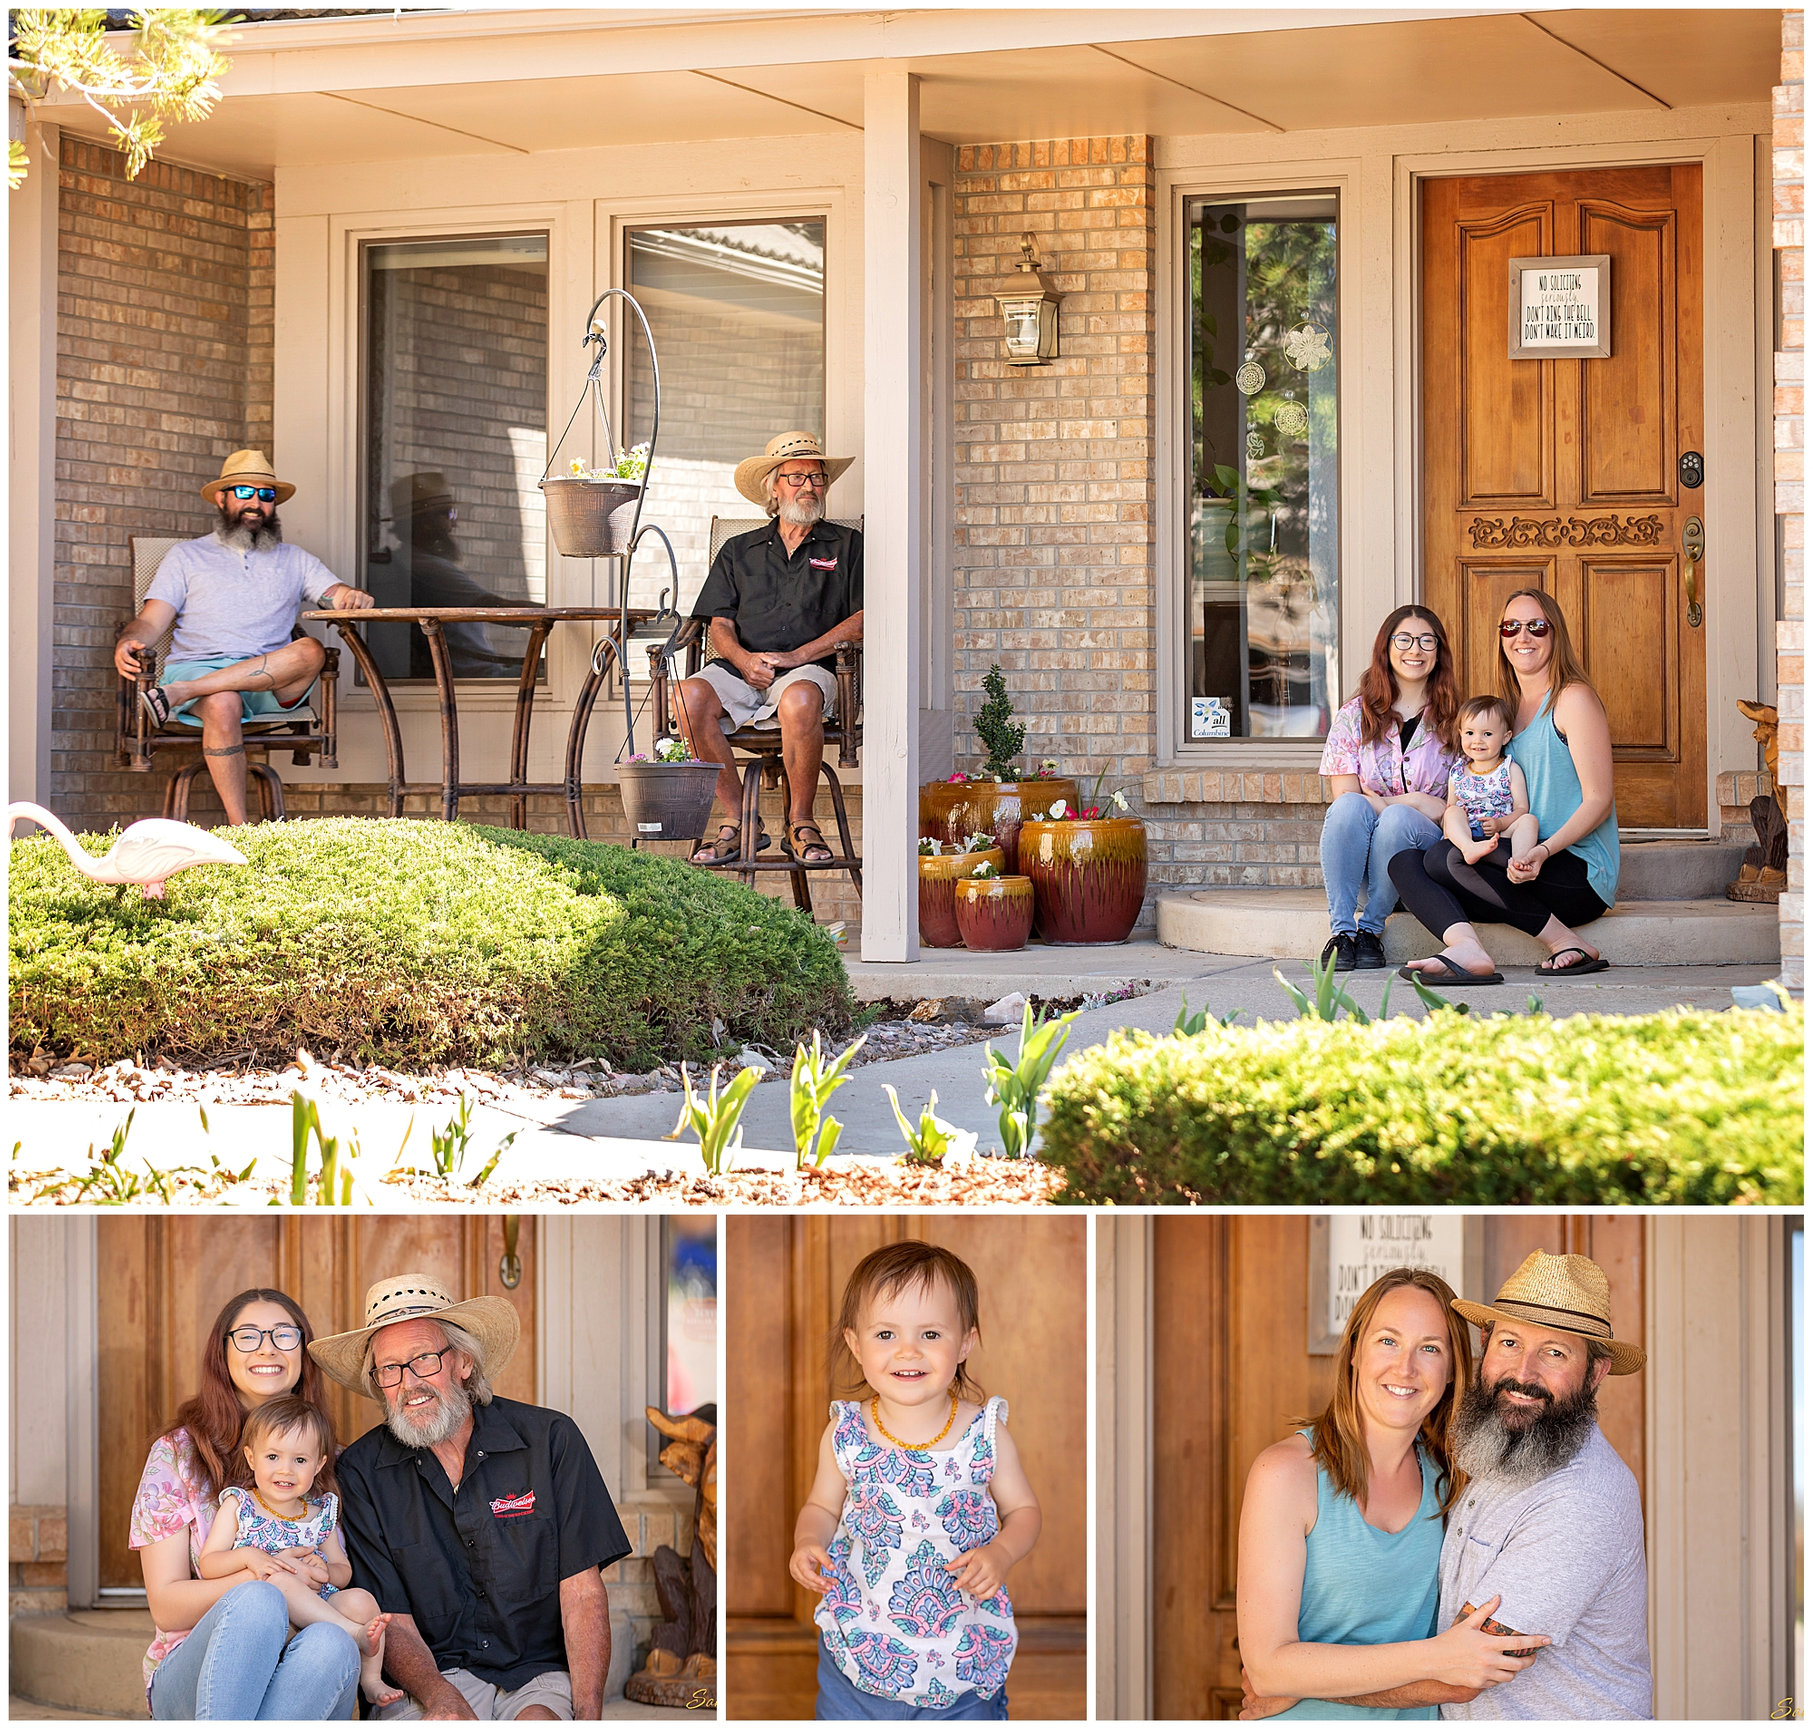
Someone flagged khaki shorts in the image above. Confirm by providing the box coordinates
[375,1666,572,1721]
[693,659,836,732]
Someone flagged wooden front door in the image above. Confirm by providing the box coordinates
[97,1217,537,1592]
[1422,166,1705,829]
[726,1215,1087,1721]
[1151,1214,1647,1720]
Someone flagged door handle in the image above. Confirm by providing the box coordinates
[1683,516,1704,629]
[499,1214,522,1289]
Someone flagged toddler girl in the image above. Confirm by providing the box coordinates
[1444,695,1538,866]
[790,1241,1041,1722]
[196,1394,400,1707]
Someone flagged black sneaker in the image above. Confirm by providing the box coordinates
[1352,931,1389,970]
[1319,932,1358,972]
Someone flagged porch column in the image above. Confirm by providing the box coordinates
[861,69,922,962]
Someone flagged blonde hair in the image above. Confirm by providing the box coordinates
[1297,1267,1472,1519]
[829,1240,984,1402]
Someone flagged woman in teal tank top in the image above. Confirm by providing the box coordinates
[1237,1269,1549,1718]
[1391,590,1618,985]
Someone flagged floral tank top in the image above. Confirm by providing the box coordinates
[217,1484,341,1599]
[814,1395,1018,1709]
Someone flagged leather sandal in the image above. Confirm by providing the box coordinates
[785,820,835,864]
[691,823,769,865]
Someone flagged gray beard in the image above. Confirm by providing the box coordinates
[775,495,824,529]
[1450,1369,1598,1492]
[383,1381,472,1449]
[215,508,283,553]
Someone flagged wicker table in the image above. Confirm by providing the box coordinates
[302,605,660,836]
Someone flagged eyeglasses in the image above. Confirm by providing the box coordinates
[1499,617,1553,639]
[1390,632,1439,652]
[227,485,278,502]
[227,1325,303,1353]
[372,1350,449,1389]
[775,471,827,489]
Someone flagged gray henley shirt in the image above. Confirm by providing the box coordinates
[146,534,343,662]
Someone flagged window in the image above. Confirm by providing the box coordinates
[625,219,826,612]
[663,1217,717,1418]
[359,233,549,681]
[1185,194,1338,741]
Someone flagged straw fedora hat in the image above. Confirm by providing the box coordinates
[1452,1250,1646,1375]
[732,431,852,506]
[203,448,295,506]
[307,1273,520,1398]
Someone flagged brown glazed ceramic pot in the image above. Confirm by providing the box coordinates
[1017,817,1148,945]
[918,778,1079,873]
[917,847,1005,947]
[953,875,1034,951]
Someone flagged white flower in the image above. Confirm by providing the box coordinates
[1111,789,1130,811]
[1047,800,1069,820]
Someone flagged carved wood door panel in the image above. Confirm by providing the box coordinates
[1422,165,1705,828]
[1151,1215,1646,1719]
[726,1215,1087,1720]
[97,1217,536,1591]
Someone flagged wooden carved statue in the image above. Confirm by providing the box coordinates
[1728,701,1789,903]
[624,1404,718,1710]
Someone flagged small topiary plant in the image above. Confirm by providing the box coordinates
[10,817,854,1071]
[974,664,1026,781]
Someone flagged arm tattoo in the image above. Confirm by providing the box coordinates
[1463,1602,1542,1658]
[204,744,246,758]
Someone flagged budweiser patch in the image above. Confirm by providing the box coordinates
[490,1490,536,1518]
[808,556,838,570]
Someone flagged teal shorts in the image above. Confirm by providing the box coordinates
[160,656,318,727]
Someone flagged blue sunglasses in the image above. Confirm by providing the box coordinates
[228,484,278,502]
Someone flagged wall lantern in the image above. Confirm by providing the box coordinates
[994,233,1062,365]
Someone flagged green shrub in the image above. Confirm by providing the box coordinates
[10,817,853,1071]
[1040,1004,1803,1206]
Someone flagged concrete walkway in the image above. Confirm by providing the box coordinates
[9,942,1782,1176]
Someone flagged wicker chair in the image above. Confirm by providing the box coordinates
[647,516,861,913]
[115,535,340,821]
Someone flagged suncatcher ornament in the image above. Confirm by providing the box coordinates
[995,234,1063,365]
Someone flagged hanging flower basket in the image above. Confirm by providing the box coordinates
[618,760,720,842]
[540,475,644,558]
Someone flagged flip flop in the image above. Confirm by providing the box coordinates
[1396,954,1504,986]
[139,685,172,728]
[1537,946,1610,976]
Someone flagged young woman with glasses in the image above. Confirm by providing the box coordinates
[1315,607,1463,971]
[1389,589,1618,983]
[129,1287,363,1719]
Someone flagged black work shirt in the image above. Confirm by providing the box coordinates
[690,517,863,671]
[336,1397,631,1689]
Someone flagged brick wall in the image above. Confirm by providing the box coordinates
[52,135,274,832]
[8,1503,68,1616]
[1775,8,1805,988]
[604,1498,700,1673]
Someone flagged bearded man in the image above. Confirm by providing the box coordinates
[314,1276,631,1721]
[112,450,373,824]
[677,430,863,867]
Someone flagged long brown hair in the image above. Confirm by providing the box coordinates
[1297,1267,1473,1519]
[1354,606,1459,752]
[829,1240,985,1402]
[158,1288,327,1499]
[1496,588,1594,715]
[233,1395,340,1499]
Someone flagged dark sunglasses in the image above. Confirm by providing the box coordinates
[1499,617,1553,639]
[228,485,278,502]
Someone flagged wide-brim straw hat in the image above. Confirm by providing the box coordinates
[203,448,295,506]
[307,1273,520,1398]
[732,430,852,506]
[1452,1250,1646,1375]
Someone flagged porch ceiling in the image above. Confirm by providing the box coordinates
[28,7,1779,176]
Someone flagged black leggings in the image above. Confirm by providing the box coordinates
[1387,839,1607,941]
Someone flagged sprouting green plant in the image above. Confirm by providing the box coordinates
[883,1086,978,1165]
[666,1062,760,1176]
[288,1091,363,1205]
[981,1003,1079,1159]
[1274,951,1394,1025]
[1403,970,1469,1018]
[788,1031,865,1170]
[412,1093,517,1188]
[1174,994,1246,1036]
[975,664,1026,781]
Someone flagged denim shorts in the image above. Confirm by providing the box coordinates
[815,1637,1009,1721]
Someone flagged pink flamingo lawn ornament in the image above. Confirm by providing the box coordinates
[7,802,248,900]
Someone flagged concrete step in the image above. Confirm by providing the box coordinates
[1157,888,1782,969]
[1616,839,1748,900]
[10,1611,151,1719]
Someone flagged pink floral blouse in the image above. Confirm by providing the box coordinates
[1319,696,1460,799]
[127,1429,221,1694]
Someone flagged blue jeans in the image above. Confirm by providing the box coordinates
[1319,792,1442,936]
[815,1637,1009,1721]
[148,1580,360,1720]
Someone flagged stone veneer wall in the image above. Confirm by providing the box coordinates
[51,135,273,834]
[1775,7,1805,989]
